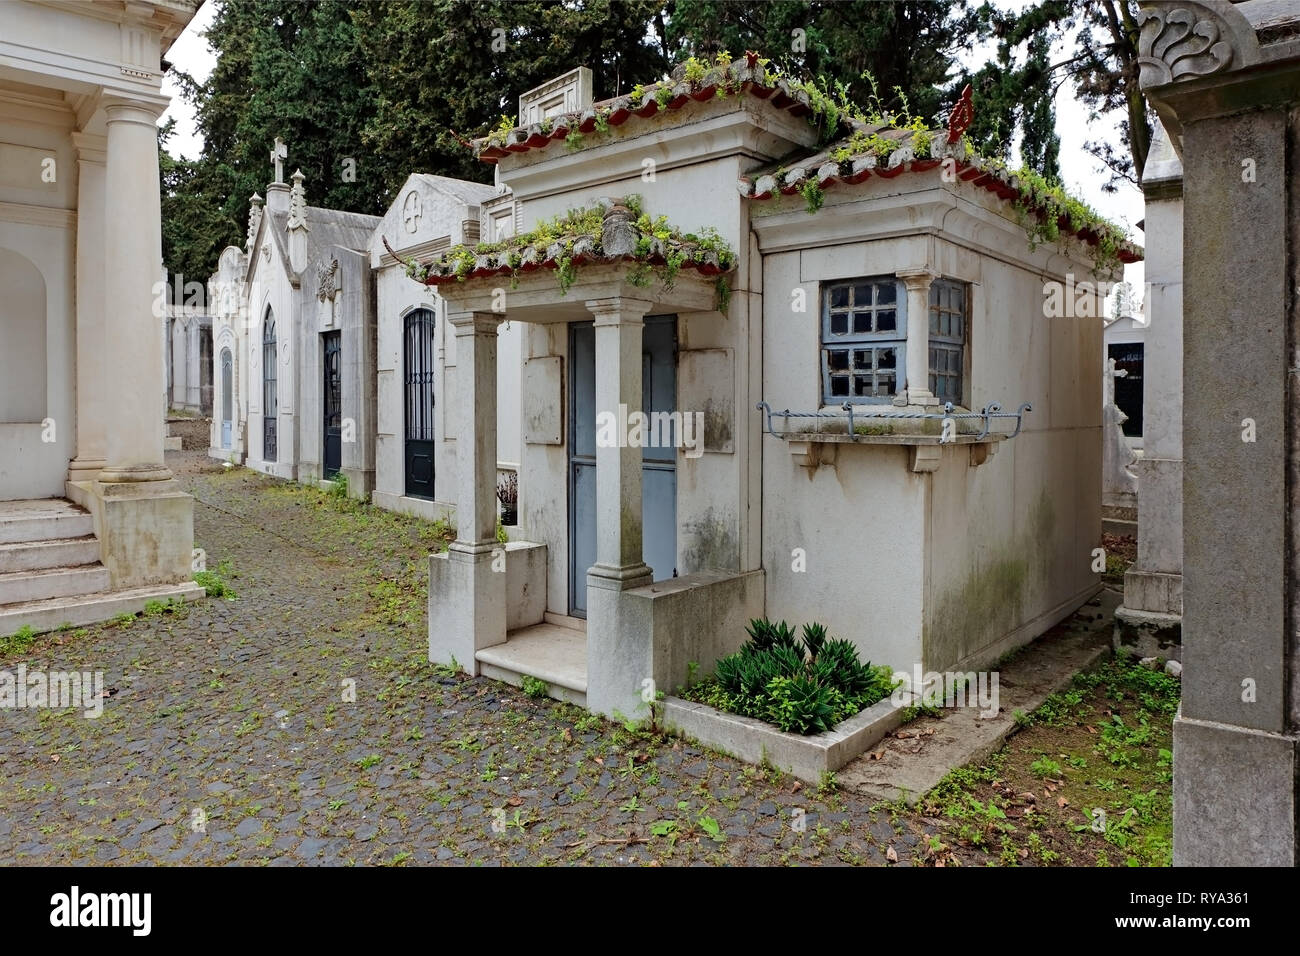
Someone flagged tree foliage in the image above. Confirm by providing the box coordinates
[162,0,1147,280]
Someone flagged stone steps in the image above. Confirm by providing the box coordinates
[0,535,101,574]
[0,500,95,544]
[0,565,112,605]
[0,581,205,638]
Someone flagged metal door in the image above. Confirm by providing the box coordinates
[568,315,677,617]
[220,348,233,448]
[404,309,436,499]
[262,310,277,461]
[322,331,342,478]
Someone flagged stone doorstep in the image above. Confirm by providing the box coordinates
[0,580,206,638]
[662,693,912,786]
[475,622,588,707]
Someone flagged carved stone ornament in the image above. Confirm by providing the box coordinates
[246,193,264,250]
[317,258,341,302]
[402,190,422,234]
[1137,5,1234,87]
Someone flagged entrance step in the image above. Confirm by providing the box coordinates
[0,581,206,638]
[0,565,111,605]
[0,499,94,545]
[476,623,587,706]
[0,536,100,574]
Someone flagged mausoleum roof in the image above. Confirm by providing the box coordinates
[384,199,734,300]
[471,52,1142,268]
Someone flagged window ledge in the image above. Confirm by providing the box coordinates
[784,432,1006,472]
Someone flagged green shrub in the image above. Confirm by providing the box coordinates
[685,618,896,735]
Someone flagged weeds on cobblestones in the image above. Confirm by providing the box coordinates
[0,624,37,655]
[194,559,237,599]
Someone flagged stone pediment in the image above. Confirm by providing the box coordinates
[371,172,497,266]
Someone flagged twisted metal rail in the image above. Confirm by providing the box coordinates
[756,400,1032,441]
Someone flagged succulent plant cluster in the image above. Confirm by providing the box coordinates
[687,619,897,736]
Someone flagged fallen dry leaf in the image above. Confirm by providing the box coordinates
[895,731,913,740]
[1057,796,1069,809]
[1019,847,1029,859]
[919,728,936,737]
[1045,783,1055,794]
[506,796,523,807]
[1085,725,1097,735]
[1020,792,1036,803]
[50,754,59,763]
[791,781,803,793]
[870,750,885,760]
[886,846,898,863]
[593,757,604,766]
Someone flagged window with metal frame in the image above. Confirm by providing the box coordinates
[821,277,905,403]
[928,279,968,405]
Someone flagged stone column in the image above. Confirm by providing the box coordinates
[587,297,654,580]
[585,296,654,719]
[98,96,170,484]
[449,311,502,552]
[67,132,107,484]
[1136,0,1300,866]
[427,310,506,674]
[898,270,938,407]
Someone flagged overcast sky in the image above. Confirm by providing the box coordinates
[160,1,1145,291]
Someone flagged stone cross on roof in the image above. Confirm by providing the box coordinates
[270,136,287,183]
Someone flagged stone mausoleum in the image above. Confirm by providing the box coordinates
[400,61,1140,719]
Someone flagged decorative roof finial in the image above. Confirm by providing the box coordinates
[288,169,308,230]
[246,192,264,250]
[947,84,973,144]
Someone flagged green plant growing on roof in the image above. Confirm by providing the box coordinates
[799,177,825,215]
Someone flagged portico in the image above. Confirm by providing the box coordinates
[0,0,202,635]
[427,259,756,718]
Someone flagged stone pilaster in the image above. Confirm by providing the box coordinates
[67,131,107,484]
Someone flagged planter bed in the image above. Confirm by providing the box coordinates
[663,691,912,784]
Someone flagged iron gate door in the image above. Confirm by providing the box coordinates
[323,331,342,478]
[262,310,277,461]
[568,315,677,618]
[404,309,436,499]
[220,348,233,448]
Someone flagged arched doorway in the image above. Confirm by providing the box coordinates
[220,348,233,448]
[262,309,277,462]
[403,309,436,499]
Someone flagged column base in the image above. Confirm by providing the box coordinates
[98,463,175,483]
[586,563,655,719]
[1174,708,1299,866]
[428,547,507,676]
[587,562,654,591]
[89,477,194,590]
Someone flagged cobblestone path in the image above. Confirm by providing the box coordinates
[0,451,941,865]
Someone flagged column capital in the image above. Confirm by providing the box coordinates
[586,296,653,325]
[897,269,936,291]
[446,310,502,334]
[100,94,166,126]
